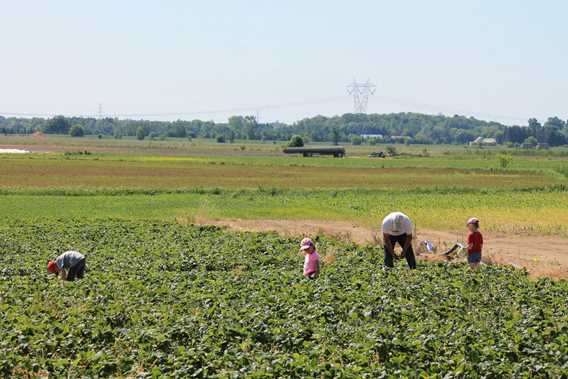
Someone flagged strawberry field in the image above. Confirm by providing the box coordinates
[1,220,567,377]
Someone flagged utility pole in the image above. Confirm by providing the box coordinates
[347,79,376,113]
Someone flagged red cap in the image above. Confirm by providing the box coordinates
[47,261,58,274]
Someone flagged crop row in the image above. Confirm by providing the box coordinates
[0,220,566,377]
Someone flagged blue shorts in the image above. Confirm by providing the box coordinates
[467,252,482,264]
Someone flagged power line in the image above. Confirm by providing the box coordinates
[374,95,530,123]
[347,78,376,113]
[0,92,541,124]
[0,96,346,119]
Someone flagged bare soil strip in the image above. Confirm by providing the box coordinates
[195,218,568,279]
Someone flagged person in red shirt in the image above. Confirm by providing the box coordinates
[466,217,483,269]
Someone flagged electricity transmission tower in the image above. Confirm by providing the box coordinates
[347,79,376,113]
[98,103,103,119]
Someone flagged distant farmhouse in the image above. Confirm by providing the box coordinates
[469,137,497,146]
[360,134,383,140]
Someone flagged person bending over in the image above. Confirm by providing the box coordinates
[381,212,416,269]
[47,250,86,281]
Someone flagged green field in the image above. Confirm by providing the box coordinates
[2,189,568,236]
[1,220,567,377]
[1,138,568,235]
[1,137,568,377]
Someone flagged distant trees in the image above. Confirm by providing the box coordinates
[330,127,340,146]
[351,135,362,145]
[504,126,530,145]
[167,121,187,138]
[503,117,568,147]
[44,116,70,134]
[288,135,304,147]
[69,124,84,137]
[544,117,565,130]
[136,126,145,141]
[528,118,541,136]
[523,136,537,146]
[228,115,259,140]
[2,112,567,146]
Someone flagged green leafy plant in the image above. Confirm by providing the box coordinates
[0,220,566,377]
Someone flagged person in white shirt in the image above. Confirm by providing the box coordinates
[381,212,416,269]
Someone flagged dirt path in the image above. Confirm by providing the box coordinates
[195,218,568,279]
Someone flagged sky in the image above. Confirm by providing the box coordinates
[1,0,567,125]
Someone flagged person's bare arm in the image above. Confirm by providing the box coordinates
[59,269,67,281]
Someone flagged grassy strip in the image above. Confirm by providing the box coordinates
[0,184,567,197]
[1,190,568,236]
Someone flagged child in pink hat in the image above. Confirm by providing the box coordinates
[300,238,320,279]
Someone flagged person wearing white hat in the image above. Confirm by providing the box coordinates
[381,212,416,269]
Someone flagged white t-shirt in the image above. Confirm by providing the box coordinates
[381,212,413,236]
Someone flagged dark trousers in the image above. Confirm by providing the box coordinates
[384,234,416,269]
[67,258,86,281]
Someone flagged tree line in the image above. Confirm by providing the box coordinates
[1,113,567,146]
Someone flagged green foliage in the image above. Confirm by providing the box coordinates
[386,146,398,156]
[216,135,226,143]
[69,124,84,137]
[331,127,341,145]
[3,112,568,146]
[498,154,513,169]
[288,135,304,147]
[43,115,71,134]
[113,129,123,139]
[524,136,538,146]
[351,135,363,145]
[0,220,566,377]
[136,126,145,141]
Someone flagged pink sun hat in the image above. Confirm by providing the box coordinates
[299,238,315,251]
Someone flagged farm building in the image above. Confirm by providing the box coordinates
[469,137,497,146]
[360,134,383,140]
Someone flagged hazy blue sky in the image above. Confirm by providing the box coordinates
[1,0,566,124]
